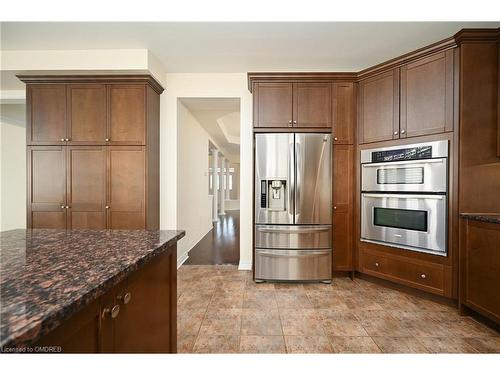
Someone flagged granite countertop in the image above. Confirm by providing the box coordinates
[0,229,185,349]
[460,213,500,224]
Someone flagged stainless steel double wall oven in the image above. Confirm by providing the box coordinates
[254,133,332,282]
[360,140,449,256]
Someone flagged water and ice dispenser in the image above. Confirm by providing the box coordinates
[260,179,287,211]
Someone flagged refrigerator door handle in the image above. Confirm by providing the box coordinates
[256,226,331,234]
[289,139,295,222]
[295,140,301,220]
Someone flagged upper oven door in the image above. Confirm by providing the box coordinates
[361,193,447,255]
[361,158,447,193]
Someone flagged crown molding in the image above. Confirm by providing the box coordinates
[247,72,357,92]
[16,74,165,95]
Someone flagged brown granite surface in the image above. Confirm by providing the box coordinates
[0,229,185,349]
[460,213,500,224]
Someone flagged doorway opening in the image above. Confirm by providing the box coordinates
[176,97,240,265]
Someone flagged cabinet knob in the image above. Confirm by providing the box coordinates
[375,262,379,267]
[333,206,337,210]
[60,138,65,142]
[103,305,120,319]
[401,130,406,134]
[288,120,292,124]
[293,120,297,124]
[105,138,110,142]
[420,273,426,279]
[65,138,70,142]
[393,131,399,135]
[334,137,338,141]
[118,292,132,305]
[61,205,65,209]
[65,205,70,209]
[105,205,110,209]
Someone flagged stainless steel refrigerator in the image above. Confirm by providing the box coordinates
[254,133,332,282]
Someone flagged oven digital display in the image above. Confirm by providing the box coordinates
[373,207,428,232]
[371,146,432,163]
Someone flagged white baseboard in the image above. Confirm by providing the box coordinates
[238,260,252,270]
[177,251,189,269]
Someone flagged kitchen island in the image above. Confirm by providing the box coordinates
[0,229,185,353]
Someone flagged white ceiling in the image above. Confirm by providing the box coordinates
[180,98,240,162]
[2,22,499,73]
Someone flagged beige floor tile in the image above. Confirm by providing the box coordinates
[306,290,350,310]
[419,337,478,353]
[285,336,333,353]
[241,309,282,335]
[445,318,499,338]
[243,290,278,310]
[177,335,197,353]
[360,318,413,337]
[177,291,213,310]
[199,308,242,335]
[464,337,500,353]
[329,336,381,353]
[239,335,286,353]
[274,283,305,290]
[353,310,394,322]
[344,293,384,311]
[193,335,240,353]
[275,290,313,309]
[177,308,206,335]
[279,309,325,336]
[209,289,244,309]
[245,280,276,290]
[372,337,429,353]
[317,311,369,337]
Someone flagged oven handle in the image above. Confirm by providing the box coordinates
[362,193,445,200]
[362,158,444,168]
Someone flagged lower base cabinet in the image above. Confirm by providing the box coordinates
[35,246,177,353]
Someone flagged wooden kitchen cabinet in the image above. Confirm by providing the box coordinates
[108,85,146,145]
[253,82,332,128]
[107,146,146,229]
[34,246,177,353]
[401,50,454,138]
[67,84,107,144]
[21,75,163,230]
[332,82,355,144]
[358,69,400,144]
[460,218,500,324]
[27,85,67,145]
[332,145,353,271]
[66,146,107,229]
[27,146,67,229]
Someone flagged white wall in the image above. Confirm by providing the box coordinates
[176,101,213,266]
[161,73,253,270]
[0,104,26,230]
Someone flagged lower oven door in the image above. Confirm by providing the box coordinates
[361,193,447,255]
[255,249,332,281]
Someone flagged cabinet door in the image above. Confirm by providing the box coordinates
[27,85,67,145]
[67,146,106,229]
[253,83,293,127]
[27,146,67,228]
[107,146,145,229]
[108,85,146,144]
[67,85,107,144]
[358,69,400,144]
[400,50,454,138]
[113,249,176,353]
[332,145,353,271]
[293,82,332,128]
[332,82,355,144]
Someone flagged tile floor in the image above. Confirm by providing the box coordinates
[177,265,500,354]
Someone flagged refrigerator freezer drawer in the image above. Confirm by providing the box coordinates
[255,249,332,281]
[255,225,331,249]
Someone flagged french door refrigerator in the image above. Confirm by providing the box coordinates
[254,133,332,282]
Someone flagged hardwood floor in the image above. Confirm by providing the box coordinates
[185,210,240,265]
[177,265,500,354]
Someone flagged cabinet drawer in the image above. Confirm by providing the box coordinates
[360,250,445,295]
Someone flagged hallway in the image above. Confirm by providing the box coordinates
[185,210,240,265]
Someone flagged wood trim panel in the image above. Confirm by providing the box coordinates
[248,72,357,91]
[17,74,164,95]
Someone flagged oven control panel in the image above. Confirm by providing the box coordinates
[371,146,432,163]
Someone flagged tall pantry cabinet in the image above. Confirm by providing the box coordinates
[21,75,164,230]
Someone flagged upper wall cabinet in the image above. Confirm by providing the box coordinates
[253,82,332,128]
[28,85,67,145]
[358,69,400,144]
[108,85,146,145]
[400,50,454,138]
[67,85,107,144]
[332,82,355,144]
[26,81,154,146]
